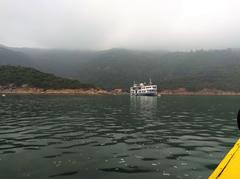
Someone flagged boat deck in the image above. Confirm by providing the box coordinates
[209,138,240,179]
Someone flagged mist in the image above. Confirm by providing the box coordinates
[1,0,240,50]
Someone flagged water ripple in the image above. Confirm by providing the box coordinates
[0,95,239,179]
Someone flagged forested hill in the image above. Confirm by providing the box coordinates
[1,45,240,91]
[0,66,95,89]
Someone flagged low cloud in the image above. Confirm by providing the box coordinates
[0,0,240,50]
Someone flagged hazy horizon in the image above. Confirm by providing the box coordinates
[1,0,240,51]
[2,43,240,53]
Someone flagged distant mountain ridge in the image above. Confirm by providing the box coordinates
[0,46,32,67]
[1,45,240,91]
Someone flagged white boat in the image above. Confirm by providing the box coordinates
[130,79,157,96]
[2,94,6,97]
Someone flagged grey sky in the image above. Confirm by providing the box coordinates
[1,0,240,50]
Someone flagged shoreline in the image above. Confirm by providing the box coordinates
[159,88,240,96]
[0,87,126,95]
[1,87,240,96]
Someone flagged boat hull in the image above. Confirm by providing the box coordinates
[132,93,157,96]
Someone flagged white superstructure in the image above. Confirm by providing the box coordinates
[130,79,157,96]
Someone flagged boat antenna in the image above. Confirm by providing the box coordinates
[149,78,152,85]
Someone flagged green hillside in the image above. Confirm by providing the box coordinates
[0,65,95,89]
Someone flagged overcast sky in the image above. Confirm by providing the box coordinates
[1,0,240,50]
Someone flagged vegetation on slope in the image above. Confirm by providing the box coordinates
[2,45,240,91]
[0,65,95,89]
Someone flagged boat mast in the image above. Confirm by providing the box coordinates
[149,78,152,85]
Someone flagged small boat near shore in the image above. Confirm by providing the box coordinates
[2,94,6,97]
[130,79,157,96]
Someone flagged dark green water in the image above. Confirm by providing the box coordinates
[0,95,239,179]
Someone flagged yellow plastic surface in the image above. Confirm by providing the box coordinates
[209,139,240,179]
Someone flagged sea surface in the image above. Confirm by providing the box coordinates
[0,95,239,179]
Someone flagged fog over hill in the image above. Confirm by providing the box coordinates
[1,45,240,91]
[0,46,32,67]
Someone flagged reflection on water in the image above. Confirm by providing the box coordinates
[130,96,157,116]
[0,95,239,179]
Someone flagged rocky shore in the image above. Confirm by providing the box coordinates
[159,88,240,95]
[1,87,240,96]
[0,87,127,95]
